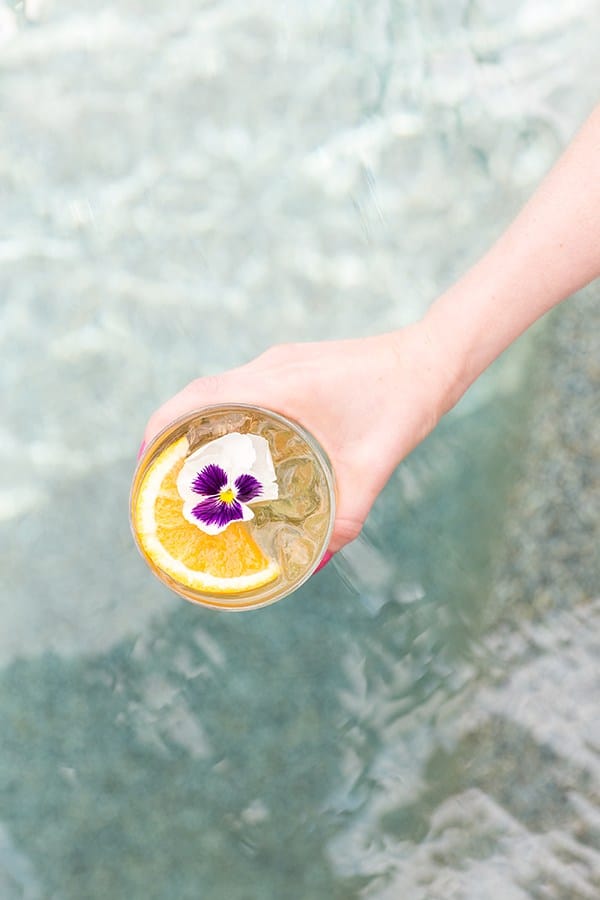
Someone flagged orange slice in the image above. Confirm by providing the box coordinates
[133,437,280,594]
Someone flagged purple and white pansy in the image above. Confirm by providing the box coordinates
[177,432,278,535]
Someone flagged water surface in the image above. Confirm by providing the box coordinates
[1,1,599,897]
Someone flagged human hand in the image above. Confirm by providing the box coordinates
[141,322,454,559]
[141,104,600,565]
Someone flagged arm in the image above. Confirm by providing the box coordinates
[142,103,600,558]
[424,102,600,410]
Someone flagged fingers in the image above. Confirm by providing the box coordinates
[315,550,334,572]
[328,515,363,554]
[324,461,371,555]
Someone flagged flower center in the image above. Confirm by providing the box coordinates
[219,487,236,505]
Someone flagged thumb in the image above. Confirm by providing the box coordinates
[142,374,234,448]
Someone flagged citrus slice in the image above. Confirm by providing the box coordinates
[133,437,280,594]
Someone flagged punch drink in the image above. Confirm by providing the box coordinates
[130,405,335,610]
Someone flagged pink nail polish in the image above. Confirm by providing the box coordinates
[315,551,334,573]
[136,440,146,461]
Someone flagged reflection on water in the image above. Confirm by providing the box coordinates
[1,1,599,897]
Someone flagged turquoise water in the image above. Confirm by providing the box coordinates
[1,2,600,897]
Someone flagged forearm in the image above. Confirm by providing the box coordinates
[421,102,600,410]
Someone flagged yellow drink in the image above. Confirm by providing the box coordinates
[130,405,336,610]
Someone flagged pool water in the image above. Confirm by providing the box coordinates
[1,1,599,897]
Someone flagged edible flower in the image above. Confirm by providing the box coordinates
[177,432,278,535]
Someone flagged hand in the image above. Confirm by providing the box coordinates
[142,322,454,556]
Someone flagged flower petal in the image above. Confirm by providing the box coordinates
[191,463,228,496]
[191,496,244,529]
[234,473,262,503]
[177,431,279,534]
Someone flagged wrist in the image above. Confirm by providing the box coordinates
[418,295,475,414]
[383,320,461,445]
[418,234,542,412]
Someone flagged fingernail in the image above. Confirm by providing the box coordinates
[136,440,146,461]
[315,551,334,573]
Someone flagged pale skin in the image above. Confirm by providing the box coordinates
[142,102,600,562]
